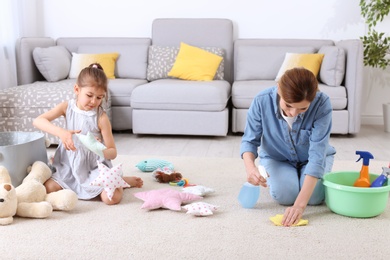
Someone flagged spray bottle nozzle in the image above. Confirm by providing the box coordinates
[355,151,374,166]
[382,167,390,177]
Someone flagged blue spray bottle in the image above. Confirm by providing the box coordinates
[238,165,268,208]
[370,166,390,188]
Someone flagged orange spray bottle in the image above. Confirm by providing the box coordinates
[353,151,374,188]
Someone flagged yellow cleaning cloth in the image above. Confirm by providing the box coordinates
[269,214,308,227]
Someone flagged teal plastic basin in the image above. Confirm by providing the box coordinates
[323,171,390,218]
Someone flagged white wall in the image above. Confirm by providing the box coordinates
[39,0,364,39]
[28,0,390,125]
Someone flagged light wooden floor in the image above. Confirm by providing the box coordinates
[112,124,390,161]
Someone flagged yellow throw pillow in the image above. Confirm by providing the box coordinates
[168,42,223,81]
[275,53,324,81]
[69,53,119,79]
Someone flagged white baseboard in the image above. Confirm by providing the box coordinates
[361,115,384,125]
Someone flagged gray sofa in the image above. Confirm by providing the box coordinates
[232,39,363,134]
[0,18,363,143]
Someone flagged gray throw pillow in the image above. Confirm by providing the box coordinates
[318,46,346,86]
[147,45,224,81]
[33,46,71,82]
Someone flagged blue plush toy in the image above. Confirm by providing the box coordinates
[135,159,174,172]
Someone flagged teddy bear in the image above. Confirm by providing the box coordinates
[153,170,183,183]
[0,161,78,225]
[0,167,17,225]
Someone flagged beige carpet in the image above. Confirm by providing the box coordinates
[1,155,389,260]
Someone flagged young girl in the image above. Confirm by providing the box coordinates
[33,63,143,205]
[240,67,336,226]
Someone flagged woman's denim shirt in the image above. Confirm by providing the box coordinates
[240,86,336,178]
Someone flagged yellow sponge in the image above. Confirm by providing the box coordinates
[269,214,308,227]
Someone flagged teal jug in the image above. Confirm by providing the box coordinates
[238,182,260,208]
[238,165,268,208]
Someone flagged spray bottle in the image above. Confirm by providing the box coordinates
[238,165,268,208]
[370,165,390,188]
[353,150,374,188]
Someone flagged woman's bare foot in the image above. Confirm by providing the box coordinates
[123,176,143,188]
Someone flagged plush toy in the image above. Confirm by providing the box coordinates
[76,132,106,158]
[182,185,215,196]
[153,169,183,183]
[134,188,202,211]
[0,161,78,225]
[90,161,129,201]
[0,166,17,225]
[182,202,219,216]
[136,159,174,172]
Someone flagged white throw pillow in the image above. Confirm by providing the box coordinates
[318,46,346,86]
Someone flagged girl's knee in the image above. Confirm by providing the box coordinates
[102,197,121,205]
[44,178,62,193]
[101,188,123,205]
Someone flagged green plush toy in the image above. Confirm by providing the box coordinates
[135,159,174,172]
[76,132,106,158]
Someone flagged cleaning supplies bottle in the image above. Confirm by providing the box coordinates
[353,150,374,188]
[370,166,390,187]
[238,165,268,208]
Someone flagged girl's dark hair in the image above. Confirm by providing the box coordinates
[76,63,108,93]
[278,67,318,103]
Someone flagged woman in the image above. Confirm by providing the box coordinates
[240,67,336,226]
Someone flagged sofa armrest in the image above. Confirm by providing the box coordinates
[336,39,364,134]
[16,37,55,85]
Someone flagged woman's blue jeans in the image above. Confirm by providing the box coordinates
[261,155,334,206]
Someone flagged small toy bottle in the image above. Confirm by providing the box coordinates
[238,165,268,208]
[370,166,390,188]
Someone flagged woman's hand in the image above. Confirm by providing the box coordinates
[59,129,81,151]
[246,166,268,188]
[242,152,268,187]
[281,175,317,226]
[282,205,304,227]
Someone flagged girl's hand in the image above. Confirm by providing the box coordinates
[60,129,81,151]
[282,205,304,227]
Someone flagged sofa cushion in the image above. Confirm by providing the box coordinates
[69,53,119,79]
[146,46,224,81]
[131,79,230,111]
[78,45,149,79]
[275,53,324,81]
[232,80,347,110]
[318,84,347,110]
[167,43,223,81]
[232,80,276,108]
[108,78,148,106]
[32,46,71,82]
[234,46,316,81]
[318,46,346,86]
